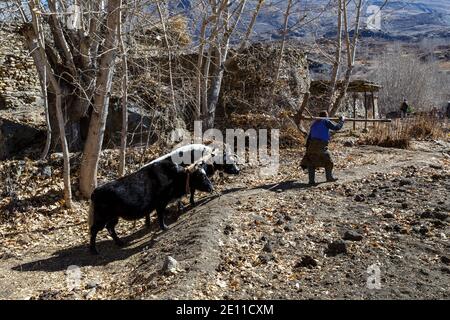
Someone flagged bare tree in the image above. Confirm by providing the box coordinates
[327,0,342,106]
[118,1,128,177]
[328,0,363,116]
[271,0,293,99]
[79,0,122,197]
[16,1,73,207]
[373,47,449,114]
[194,0,263,129]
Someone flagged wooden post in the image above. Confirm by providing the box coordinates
[353,94,357,130]
[371,92,375,127]
[364,92,368,130]
[300,116,391,122]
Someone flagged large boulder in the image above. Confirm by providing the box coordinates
[0,118,45,160]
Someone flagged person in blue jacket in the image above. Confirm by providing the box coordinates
[301,110,345,185]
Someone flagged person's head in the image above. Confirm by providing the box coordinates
[403,98,407,102]
[319,110,328,118]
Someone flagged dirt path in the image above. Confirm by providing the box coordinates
[0,141,449,299]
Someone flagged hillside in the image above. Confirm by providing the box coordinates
[171,0,450,42]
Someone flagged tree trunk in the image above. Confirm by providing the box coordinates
[328,0,342,106]
[204,44,229,129]
[79,0,121,198]
[271,0,292,99]
[40,66,51,159]
[23,3,73,208]
[118,1,128,177]
[329,0,363,116]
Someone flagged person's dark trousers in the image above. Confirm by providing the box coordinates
[308,166,315,185]
[325,165,337,182]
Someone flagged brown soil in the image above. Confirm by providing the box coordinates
[0,138,449,300]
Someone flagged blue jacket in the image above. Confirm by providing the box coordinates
[308,119,344,142]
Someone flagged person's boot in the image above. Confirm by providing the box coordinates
[325,167,338,182]
[308,167,316,186]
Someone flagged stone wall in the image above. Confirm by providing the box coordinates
[0,25,40,112]
[221,42,311,118]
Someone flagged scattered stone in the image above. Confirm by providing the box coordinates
[258,254,274,264]
[342,230,363,241]
[399,179,412,186]
[354,194,365,202]
[0,251,15,260]
[294,255,318,269]
[393,224,407,234]
[224,225,234,235]
[433,212,449,221]
[401,202,409,209]
[383,212,395,219]
[441,267,450,275]
[284,223,294,232]
[431,220,445,228]
[162,256,178,275]
[441,256,450,265]
[343,140,354,147]
[251,214,265,223]
[420,210,433,219]
[262,242,273,253]
[41,166,52,177]
[85,280,99,290]
[34,290,61,300]
[84,288,96,299]
[419,226,429,235]
[429,164,443,170]
[419,269,429,276]
[325,240,347,256]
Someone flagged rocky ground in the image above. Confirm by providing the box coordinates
[0,135,449,300]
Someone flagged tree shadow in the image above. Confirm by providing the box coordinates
[1,189,61,217]
[11,180,319,273]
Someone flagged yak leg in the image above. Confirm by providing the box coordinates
[156,207,168,231]
[190,189,196,207]
[89,221,106,255]
[106,218,125,247]
[145,214,151,229]
[177,200,185,213]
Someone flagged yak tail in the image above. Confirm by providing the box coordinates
[87,200,94,228]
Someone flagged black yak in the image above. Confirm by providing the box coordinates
[88,159,213,254]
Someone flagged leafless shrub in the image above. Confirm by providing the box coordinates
[359,116,445,149]
[372,47,449,115]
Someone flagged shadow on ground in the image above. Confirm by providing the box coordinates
[11,181,315,273]
[11,225,163,272]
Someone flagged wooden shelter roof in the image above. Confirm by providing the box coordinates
[310,79,382,94]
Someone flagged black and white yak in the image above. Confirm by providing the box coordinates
[88,158,214,254]
[144,143,240,221]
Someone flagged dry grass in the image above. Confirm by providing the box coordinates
[358,116,446,149]
[407,115,446,140]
